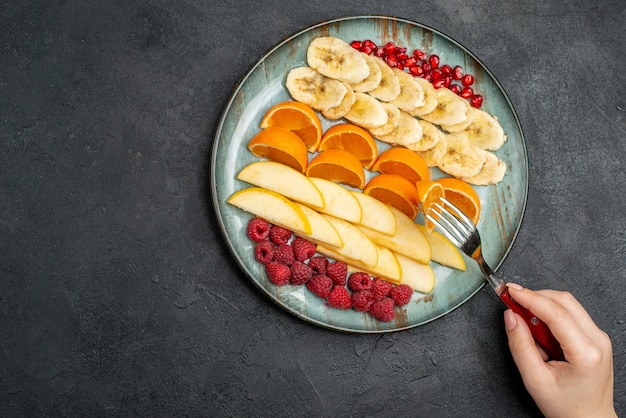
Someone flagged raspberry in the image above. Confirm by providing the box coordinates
[390,284,413,306]
[306,274,333,298]
[291,236,316,262]
[372,278,393,300]
[290,261,313,285]
[351,290,375,312]
[254,240,274,264]
[246,217,270,242]
[347,272,372,292]
[326,261,348,285]
[269,225,292,245]
[265,261,290,286]
[308,256,328,274]
[369,297,395,322]
[272,244,295,266]
[327,286,352,310]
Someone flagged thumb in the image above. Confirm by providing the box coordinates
[504,309,547,375]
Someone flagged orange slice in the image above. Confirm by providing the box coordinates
[318,123,378,169]
[363,174,419,220]
[435,177,481,224]
[259,101,323,152]
[371,146,430,183]
[247,126,309,173]
[415,180,445,230]
[306,149,366,189]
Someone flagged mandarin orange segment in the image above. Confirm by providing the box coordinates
[435,177,481,224]
[259,101,323,152]
[363,174,419,220]
[318,123,378,170]
[415,180,445,230]
[305,149,366,189]
[371,146,430,183]
[247,126,309,173]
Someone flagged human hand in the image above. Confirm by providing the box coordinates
[503,283,617,418]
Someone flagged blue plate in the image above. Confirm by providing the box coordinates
[211,16,528,333]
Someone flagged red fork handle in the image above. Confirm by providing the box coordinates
[499,287,565,361]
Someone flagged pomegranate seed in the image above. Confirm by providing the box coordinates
[432,78,446,89]
[461,74,475,86]
[460,86,474,98]
[421,62,431,73]
[403,57,417,67]
[441,64,452,75]
[408,65,424,76]
[361,45,373,55]
[453,65,464,80]
[449,84,462,94]
[431,68,443,81]
[384,42,396,54]
[350,40,362,50]
[363,39,377,49]
[422,72,431,81]
[374,46,385,57]
[428,54,440,69]
[385,54,399,68]
[443,76,452,88]
[396,62,404,70]
[397,52,409,61]
[470,94,484,108]
[413,49,427,60]
[396,46,407,54]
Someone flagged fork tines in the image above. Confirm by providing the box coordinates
[426,197,476,247]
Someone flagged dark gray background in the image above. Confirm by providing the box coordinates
[1,1,625,416]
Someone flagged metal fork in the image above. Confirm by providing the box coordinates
[427,197,565,361]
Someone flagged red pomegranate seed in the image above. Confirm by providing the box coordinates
[363,39,377,49]
[408,65,424,76]
[397,52,409,61]
[441,64,452,75]
[432,78,446,89]
[453,65,464,80]
[421,62,431,73]
[361,45,373,55]
[449,84,462,94]
[403,57,417,67]
[470,94,484,108]
[385,54,400,68]
[428,54,440,69]
[350,40,363,50]
[413,49,427,60]
[460,86,474,98]
[422,72,431,81]
[431,68,443,81]
[461,74,475,86]
[384,42,396,54]
[443,76,452,88]
[374,46,385,57]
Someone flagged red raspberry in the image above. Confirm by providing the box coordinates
[269,225,292,245]
[390,284,413,306]
[272,244,295,266]
[254,240,274,264]
[306,274,333,298]
[326,261,348,285]
[369,297,395,322]
[308,256,328,274]
[291,236,316,262]
[246,217,270,242]
[348,272,372,292]
[351,290,375,312]
[265,261,290,285]
[290,261,313,285]
[327,285,352,310]
[372,278,393,300]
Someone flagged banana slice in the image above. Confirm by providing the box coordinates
[409,77,438,116]
[437,132,486,178]
[416,133,448,167]
[322,82,357,120]
[286,66,348,111]
[307,37,370,84]
[351,53,383,93]
[405,119,443,152]
[367,57,401,102]
[440,99,474,132]
[344,92,388,129]
[368,102,401,137]
[374,111,423,148]
[462,108,507,150]
[460,149,507,185]
[419,87,470,127]
[388,68,425,112]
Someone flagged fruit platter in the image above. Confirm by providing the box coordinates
[211,16,528,333]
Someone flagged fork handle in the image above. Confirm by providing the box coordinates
[499,287,565,361]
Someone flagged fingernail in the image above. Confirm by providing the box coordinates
[506,282,523,291]
[504,309,517,331]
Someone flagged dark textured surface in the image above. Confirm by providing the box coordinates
[1,1,625,416]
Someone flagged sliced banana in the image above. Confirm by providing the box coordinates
[460,149,507,185]
[286,66,348,111]
[440,99,474,132]
[405,119,443,152]
[409,77,438,116]
[367,57,401,102]
[374,111,423,148]
[416,133,448,167]
[351,53,383,93]
[437,132,486,178]
[388,68,425,112]
[307,36,370,84]
[461,108,507,150]
[419,87,470,127]
[368,102,401,137]
[344,92,388,129]
[322,82,357,120]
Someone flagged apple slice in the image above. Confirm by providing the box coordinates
[394,252,436,293]
[227,187,311,235]
[319,214,378,267]
[357,206,431,264]
[293,202,343,248]
[308,177,362,224]
[237,161,324,208]
[317,243,401,283]
[416,224,466,271]
[350,190,396,235]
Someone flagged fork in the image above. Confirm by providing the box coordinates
[427,197,565,361]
